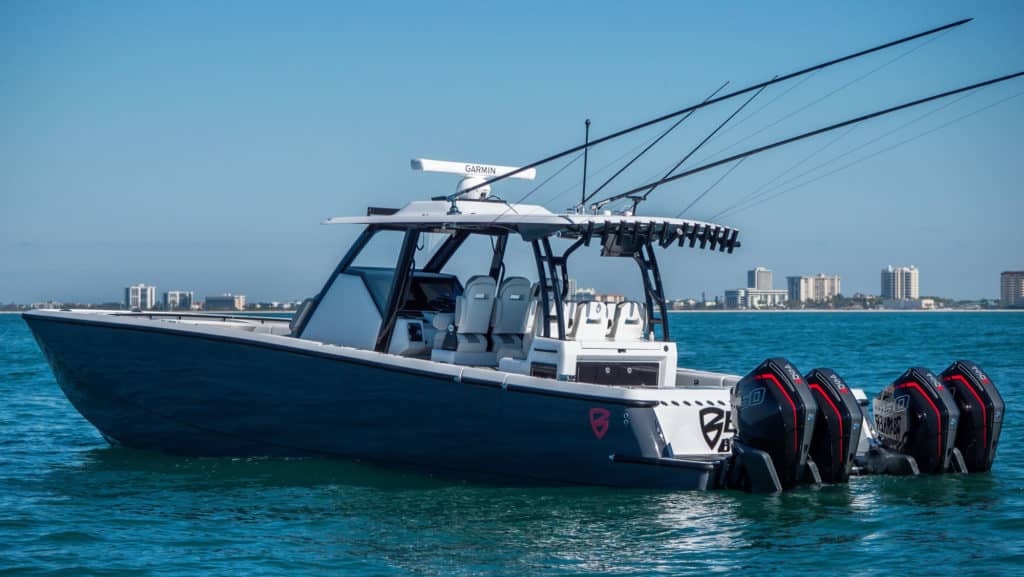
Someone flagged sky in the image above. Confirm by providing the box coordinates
[2,0,1022,304]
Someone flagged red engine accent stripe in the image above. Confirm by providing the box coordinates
[756,373,799,454]
[809,383,844,458]
[894,381,942,460]
[943,374,987,447]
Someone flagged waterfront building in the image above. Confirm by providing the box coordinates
[204,294,246,311]
[124,284,157,310]
[748,267,773,290]
[670,299,697,310]
[882,298,936,310]
[1002,271,1024,308]
[164,290,194,311]
[569,288,627,304]
[787,274,842,303]
[571,288,597,302]
[724,288,788,309]
[881,265,919,300]
[726,267,786,309]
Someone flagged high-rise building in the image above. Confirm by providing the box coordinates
[164,290,194,310]
[748,267,773,290]
[1002,271,1024,308]
[205,294,246,311]
[787,274,842,303]
[727,268,786,309]
[124,284,157,310]
[904,267,920,299]
[881,265,919,300]
[881,266,897,299]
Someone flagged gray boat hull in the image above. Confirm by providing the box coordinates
[24,312,723,489]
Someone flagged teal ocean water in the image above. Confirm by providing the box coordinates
[1,312,1022,576]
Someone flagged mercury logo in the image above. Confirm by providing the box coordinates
[465,164,498,175]
[969,365,990,383]
[828,372,845,389]
[782,364,801,384]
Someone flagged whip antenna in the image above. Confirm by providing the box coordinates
[581,118,590,208]
[580,81,729,209]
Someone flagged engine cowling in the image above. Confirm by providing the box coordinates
[805,368,863,484]
[873,367,960,474]
[940,360,1004,472]
[732,358,817,489]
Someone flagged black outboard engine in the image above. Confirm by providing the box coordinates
[732,358,818,490]
[873,367,960,474]
[804,368,863,484]
[940,360,1005,472]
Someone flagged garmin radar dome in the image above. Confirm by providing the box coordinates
[411,158,537,201]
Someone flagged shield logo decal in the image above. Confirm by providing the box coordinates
[589,408,610,440]
[699,407,725,450]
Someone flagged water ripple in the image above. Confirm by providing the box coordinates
[0,312,1021,576]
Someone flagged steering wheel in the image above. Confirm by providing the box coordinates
[426,296,455,312]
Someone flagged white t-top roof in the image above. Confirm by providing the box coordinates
[324,199,741,251]
[325,200,723,230]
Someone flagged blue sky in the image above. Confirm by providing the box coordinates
[2,1,1022,303]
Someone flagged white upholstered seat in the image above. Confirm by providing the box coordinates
[491,277,531,334]
[567,301,609,341]
[431,275,496,361]
[491,276,531,360]
[608,301,646,341]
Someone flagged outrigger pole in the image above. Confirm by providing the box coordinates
[447,18,972,201]
[599,78,774,213]
[583,81,730,206]
[590,70,1024,207]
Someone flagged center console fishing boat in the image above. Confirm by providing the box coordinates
[22,157,1005,492]
[23,19,1014,491]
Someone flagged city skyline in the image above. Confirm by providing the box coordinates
[120,282,265,312]
[2,2,1022,303]
[0,261,1011,309]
